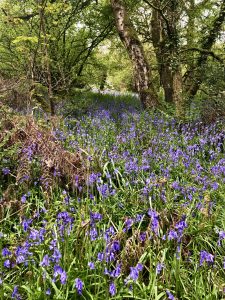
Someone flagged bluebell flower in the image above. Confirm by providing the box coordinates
[111,240,120,252]
[2,247,11,257]
[88,261,95,270]
[109,282,116,296]
[40,254,50,267]
[97,252,104,261]
[148,209,159,235]
[16,255,25,264]
[21,218,32,232]
[52,248,62,263]
[139,232,146,242]
[75,278,84,295]
[156,263,165,275]
[12,286,21,300]
[21,194,27,203]
[218,231,225,246]
[168,230,178,240]
[166,290,175,299]
[46,288,51,295]
[90,211,102,223]
[129,267,139,281]
[90,226,98,241]
[60,270,67,284]
[53,265,63,277]
[2,167,10,175]
[200,250,214,266]
[111,264,121,278]
[4,259,11,268]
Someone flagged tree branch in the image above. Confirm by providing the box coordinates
[183,47,224,64]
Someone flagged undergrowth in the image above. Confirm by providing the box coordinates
[0,98,225,299]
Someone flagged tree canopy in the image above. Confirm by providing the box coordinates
[0,0,224,118]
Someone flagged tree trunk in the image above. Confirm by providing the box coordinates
[110,0,159,109]
[151,9,173,103]
[184,0,225,102]
[39,0,55,115]
[151,1,185,117]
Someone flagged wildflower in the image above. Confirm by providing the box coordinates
[156,263,165,275]
[16,255,25,264]
[168,230,178,240]
[90,211,102,222]
[127,263,143,282]
[139,232,147,242]
[4,259,11,268]
[175,216,187,235]
[218,231,225,246]
[97,252,104,261]
[75,278,84,295]
[60,271,67,285]
[111,240,120,252]
[199,250,214,266]
[46,288,51,295]
[211,182,219,190]
[21,218,32,232]
[109,282,116,296]
[52,248,62,263]
[123,218,133,232]
[40,254,50,267]
[166,290,175,300]
[2,167,10,175]
[89,226,98,241]
[111,264,121,278]
[53,265,63,278]
[21,194,27,203]
[88,261,95,270]
[2,247,11,257]
[12,286,21,300]
[148,209,159,235]
[136,263,143,271]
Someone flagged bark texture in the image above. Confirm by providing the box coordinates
[110,0,159,109]
[151,8,173,103]
[184,0,225,101]
[150,0,185,117]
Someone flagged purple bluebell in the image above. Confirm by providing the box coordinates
[166,290,175,300]
[97,252,104,261]
[156,263,165,275]
[148,209,159,235]
[75,278,84,295]
[46,288,51,295]
[2,167,10,175]
[89,226,98,241]
[12,286,21,300]
[109,282,116,296]
[21,194,27,203]
[2,247,11,257]
[4,259,11,268]
[168,230,178,240]
[40,254,50,267]
[218,231,225,246]
[88,261,95,270]
[200,250,214,266]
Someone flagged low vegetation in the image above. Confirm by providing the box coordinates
[0,96,225,299]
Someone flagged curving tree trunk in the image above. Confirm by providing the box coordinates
[110,0,159,109]
[184,0,225,102]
